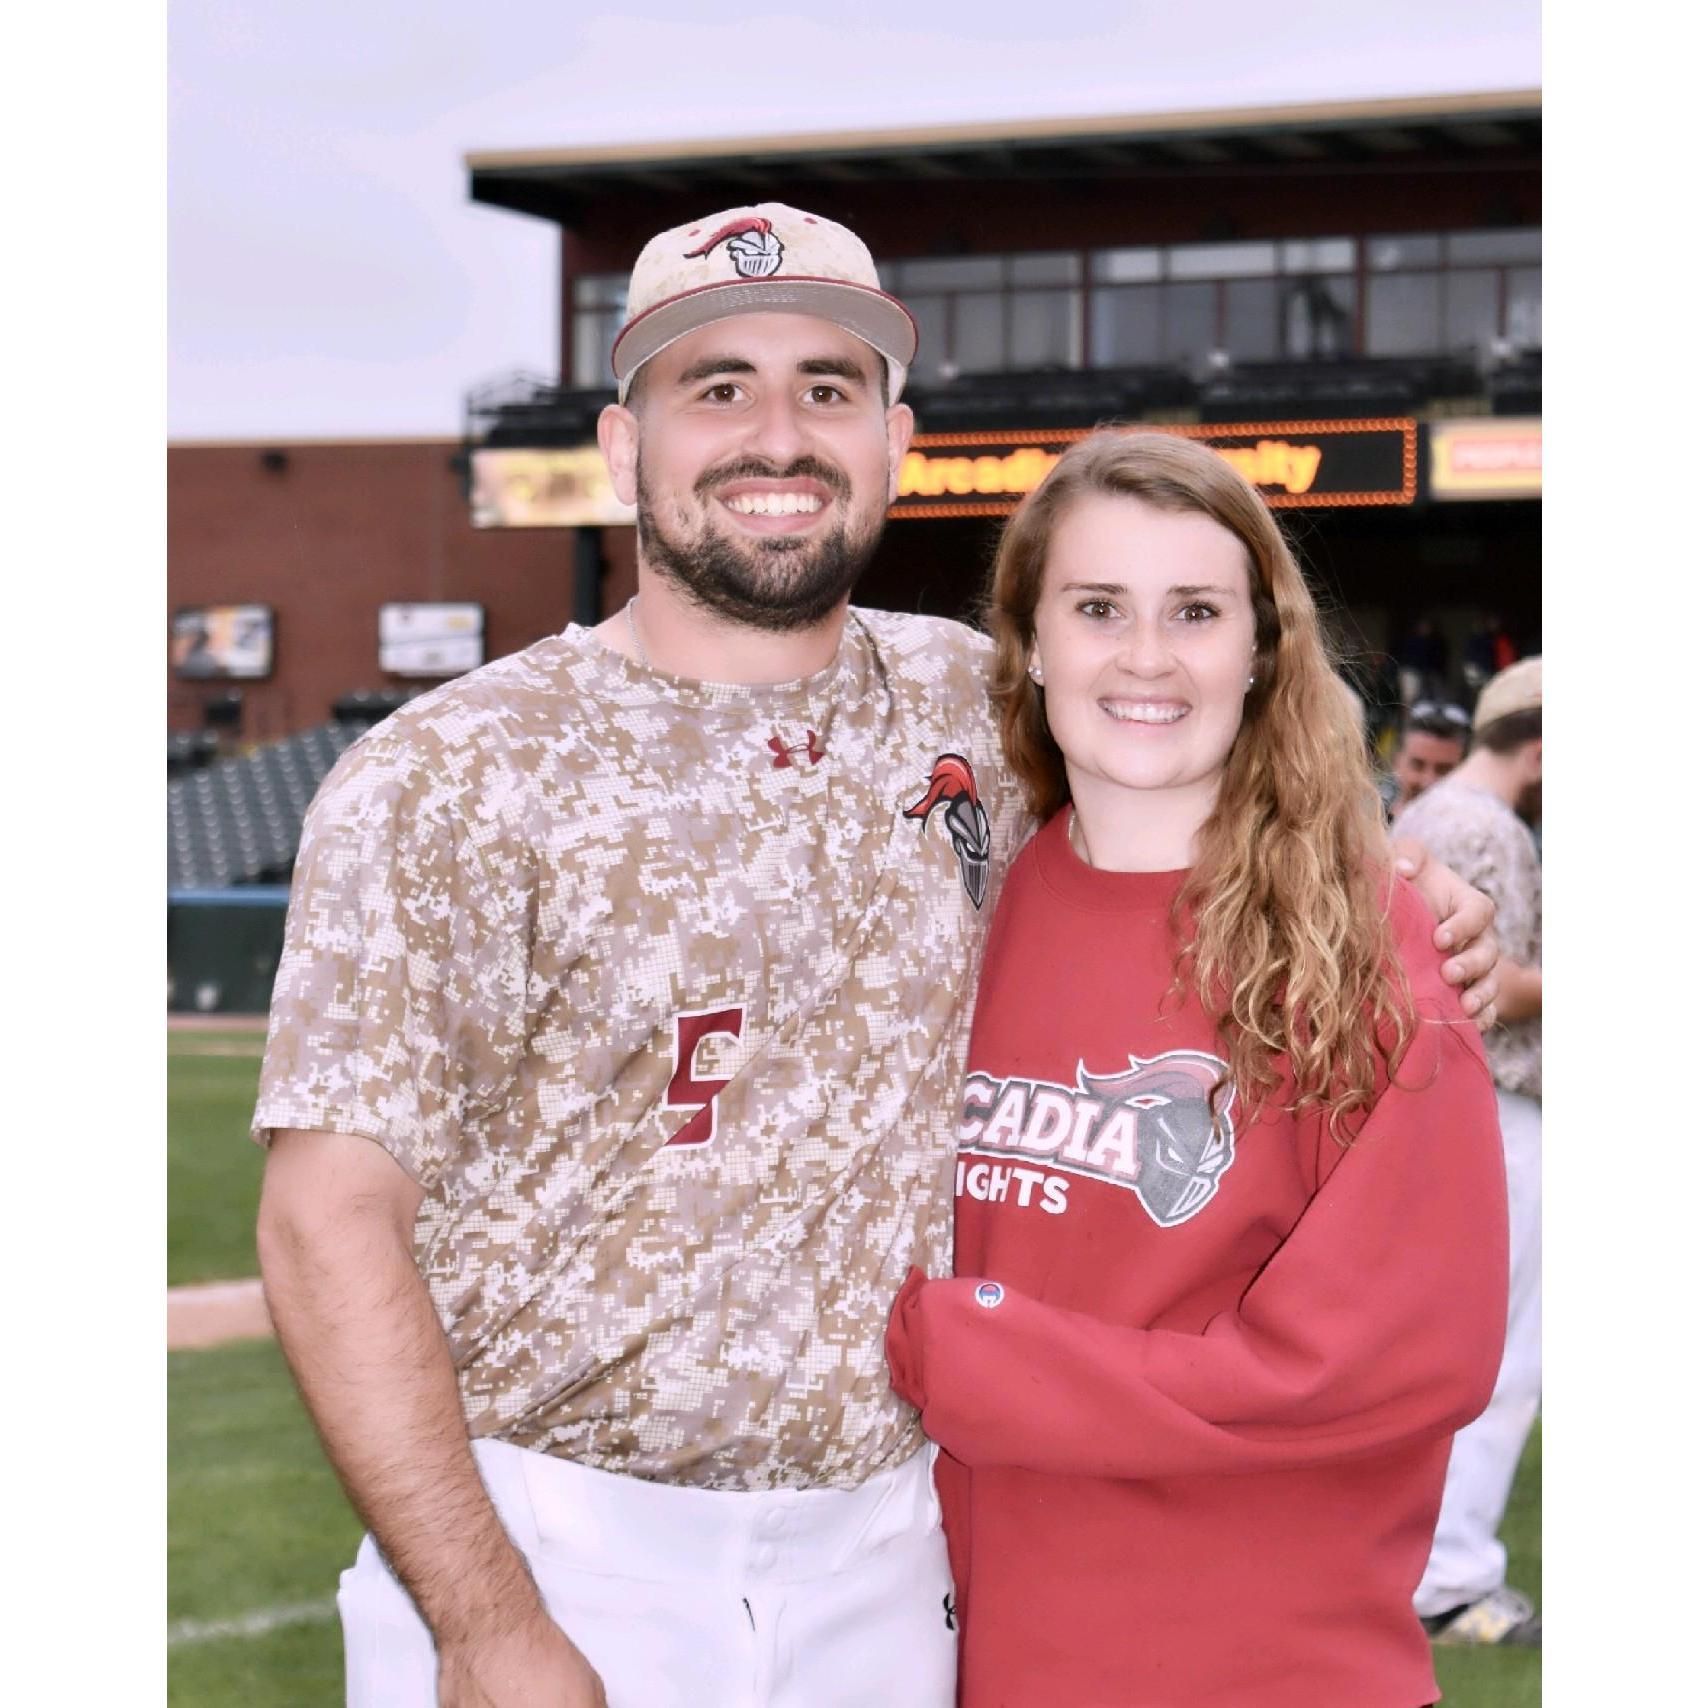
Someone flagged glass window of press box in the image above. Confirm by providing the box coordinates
[567,229,1540,386]
[573,274,631,391]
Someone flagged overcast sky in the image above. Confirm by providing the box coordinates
[168,0,1541,440]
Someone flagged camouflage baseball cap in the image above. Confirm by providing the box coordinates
[611,202,917,404]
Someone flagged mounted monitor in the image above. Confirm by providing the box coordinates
[170,604,275,680]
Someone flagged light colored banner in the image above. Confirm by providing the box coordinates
[471,446,636,528]
[1429,418,1542,501]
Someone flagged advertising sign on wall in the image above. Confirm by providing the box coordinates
[1429,418,1542,501]
[470,447,636,528]
[890,419,1418,518]
[380,603,485,678]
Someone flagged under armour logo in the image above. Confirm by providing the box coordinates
[767,731,826,769]
[943,1592,957,1631]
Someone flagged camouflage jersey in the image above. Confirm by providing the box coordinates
[253,610,1028,1490]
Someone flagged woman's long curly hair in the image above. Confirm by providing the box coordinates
[987,430,1412,1141]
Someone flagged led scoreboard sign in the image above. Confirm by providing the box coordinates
[890,419,1418,517]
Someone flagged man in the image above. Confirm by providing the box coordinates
[253,203,1499,1708]
[1397,657,1543,1647]
[1381,698,1472,820]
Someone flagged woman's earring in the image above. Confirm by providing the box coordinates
[1028,660,1044,684]
[1246,673,1256,690]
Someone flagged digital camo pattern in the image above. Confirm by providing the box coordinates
[254,611,1029,1490]
[1392,777,1541,1098]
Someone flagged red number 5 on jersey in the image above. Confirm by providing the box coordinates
[663,1005,748,1147]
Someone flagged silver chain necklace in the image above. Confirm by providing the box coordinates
[625,592,847,771]
[625,595,652,669]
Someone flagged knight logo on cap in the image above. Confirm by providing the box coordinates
[683,216,785,279]
[611,202,917,405]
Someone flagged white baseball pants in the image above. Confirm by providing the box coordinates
[337,1440,957,1708]
[1414,1087,1542,1616]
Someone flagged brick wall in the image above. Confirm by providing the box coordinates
[168,440,599,738]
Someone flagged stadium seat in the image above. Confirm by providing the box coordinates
[166,717,376,893]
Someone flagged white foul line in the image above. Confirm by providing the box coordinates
[167,1276,273,1349]
[168,1597,336,1645]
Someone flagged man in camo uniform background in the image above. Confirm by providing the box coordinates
[254,203,1501,1708]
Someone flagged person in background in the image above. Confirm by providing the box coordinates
[888,431,1508,1708]
[1396,616,1449,706]
[1380,699,1472,820]
[1461,612,1516,695]
[1395,657,1543,1648]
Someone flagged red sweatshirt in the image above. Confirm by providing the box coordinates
[888,810,1507,1708]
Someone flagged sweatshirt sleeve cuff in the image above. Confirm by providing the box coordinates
[885,1265,929,1409]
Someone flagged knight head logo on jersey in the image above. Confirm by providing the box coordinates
[683,216,785,278]
[904,753,991,908]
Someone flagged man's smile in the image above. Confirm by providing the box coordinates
[710,474,837,534]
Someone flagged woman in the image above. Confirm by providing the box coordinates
[887,431,1507,1708]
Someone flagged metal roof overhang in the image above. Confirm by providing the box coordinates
[466,91,1541,225]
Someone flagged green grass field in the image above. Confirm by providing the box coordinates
[1434,1423,1541,1707]
[168,1026,269,1284]
[169,1337,357,1703]
[168,1027,1540,1706]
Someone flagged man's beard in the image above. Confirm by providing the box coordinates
[635,453,884,633]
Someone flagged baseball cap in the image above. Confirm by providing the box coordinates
[1473,656,1542,732]
[610,203,917,405]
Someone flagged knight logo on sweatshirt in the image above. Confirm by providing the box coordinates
[959,1050,1237,1227]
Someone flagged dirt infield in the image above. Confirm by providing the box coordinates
[169,1012,270,1033]
[169,1278,273,1349]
